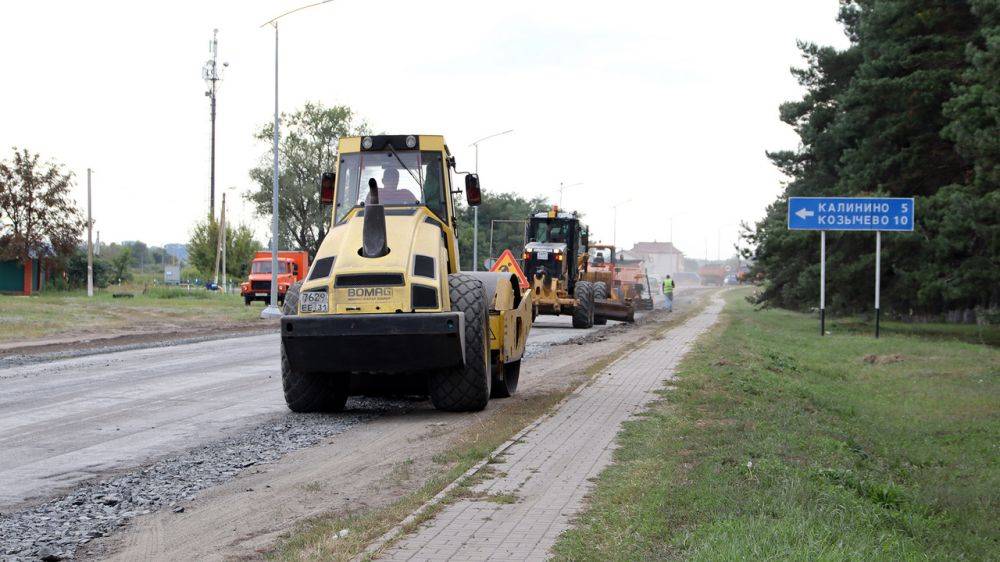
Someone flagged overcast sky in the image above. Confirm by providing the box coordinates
[1,0,849,262]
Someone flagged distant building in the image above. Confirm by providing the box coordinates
[0,258,48,295]
[624,241,684,278]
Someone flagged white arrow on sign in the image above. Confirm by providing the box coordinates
[795,208,814,220]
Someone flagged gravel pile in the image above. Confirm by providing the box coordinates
[0,397,406,561]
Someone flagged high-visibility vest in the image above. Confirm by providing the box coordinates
[663,279,674,292]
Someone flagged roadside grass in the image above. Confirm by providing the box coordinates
[552,289,999,560]
[267,292,716,561]
[830,317,999,348]
[0,288,261,343]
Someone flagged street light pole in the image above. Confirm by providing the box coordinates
[260,22,283,319]
[611,199,631,250]
[469,129,513,271]
[259,0,336,319]
[558,181,583,207]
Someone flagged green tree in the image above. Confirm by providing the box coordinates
[0,148,84,263]
[455,192,550,271]
[186,217,262,280]
[110,246,132,283]
[246,102,370,255]
[747,0,997,317]
[65,249,112,289]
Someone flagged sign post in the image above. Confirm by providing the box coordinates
[820,231,825,335]
[875,231,881,338]
[787,197,913,337]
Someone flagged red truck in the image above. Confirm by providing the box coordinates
[241,251,309,306]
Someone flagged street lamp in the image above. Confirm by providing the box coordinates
[469,129,513,271]
[558,181,583,207]
[611,199,631,251]
[259,0,336,319]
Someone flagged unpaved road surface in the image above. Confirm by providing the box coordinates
[0,290,707,561]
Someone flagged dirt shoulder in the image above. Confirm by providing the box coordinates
[97,289,715,562]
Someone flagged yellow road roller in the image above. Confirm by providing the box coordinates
[280,134,532,412]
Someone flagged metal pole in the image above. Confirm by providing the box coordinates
[221,193,227,292]
[820,231,825,336]
[473,144,478,271]
[613,206,617,249]
[875,230,881,338]
[261,22,282,319]
[207,29,219,219]
[212,204,223,286]
[489,219,494,266]
[210,86,217,218]
[86,169,93,297]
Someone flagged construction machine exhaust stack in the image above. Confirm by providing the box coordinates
[362,178,389,258]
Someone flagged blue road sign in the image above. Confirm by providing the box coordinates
[787,197,914,231]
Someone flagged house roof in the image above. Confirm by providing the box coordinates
[629,241,682,255]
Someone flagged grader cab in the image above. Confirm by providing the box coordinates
[279,135,533,413]
[523,207,595,328]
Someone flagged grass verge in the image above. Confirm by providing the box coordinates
[552,289,999,560]
[0,288,261,343]
[267,293,716,561]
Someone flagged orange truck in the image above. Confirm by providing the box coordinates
[241,251,309,306]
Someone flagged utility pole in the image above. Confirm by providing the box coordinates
[213,192,226,287]
[203,29,226,219]
[86,169,93,297]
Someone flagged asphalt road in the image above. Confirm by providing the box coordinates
[0,311,646,509]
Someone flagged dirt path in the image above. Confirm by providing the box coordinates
[99,290,712,561]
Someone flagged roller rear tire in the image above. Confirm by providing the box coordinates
[429,274,491,412]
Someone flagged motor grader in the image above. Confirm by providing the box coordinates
[523,207,633,327]
[279,134,532,412]
[581,244,637,324]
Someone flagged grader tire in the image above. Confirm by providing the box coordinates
[429,273,491,412]
[572,281,595,329]
[593,282,609,325]
[281,282,349,413]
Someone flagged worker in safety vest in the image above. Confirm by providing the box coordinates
[662,275,674,311]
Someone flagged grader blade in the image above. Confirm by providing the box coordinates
[595,299,635,323]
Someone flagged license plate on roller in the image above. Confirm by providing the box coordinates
[299,291,329,313]
[256,292,267,297]
[537,251,549,260]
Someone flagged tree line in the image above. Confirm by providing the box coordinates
[746,0,998,320]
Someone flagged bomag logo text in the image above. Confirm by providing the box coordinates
[346,287,393,299]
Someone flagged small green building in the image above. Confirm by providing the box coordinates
[0,258,46,295]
